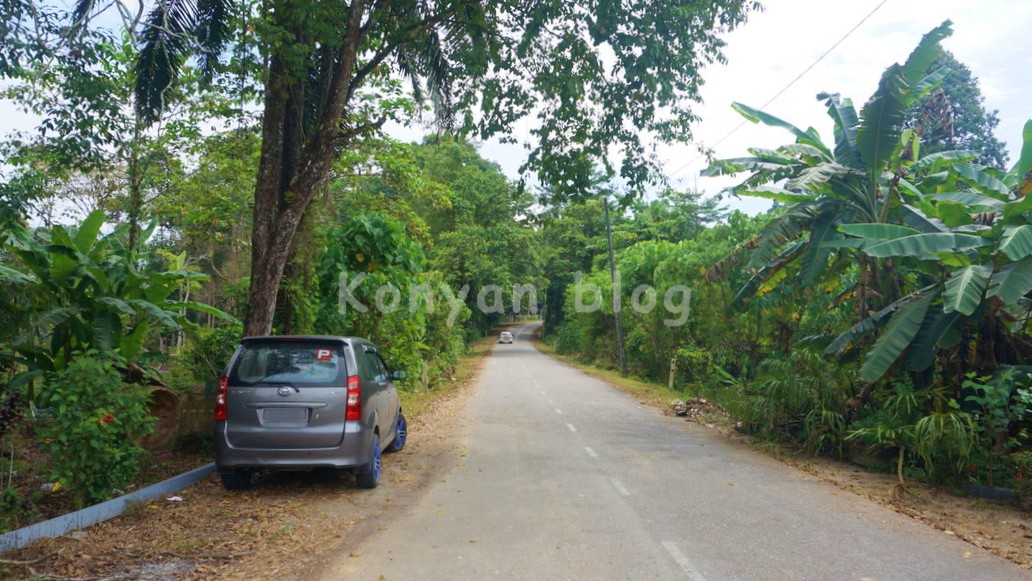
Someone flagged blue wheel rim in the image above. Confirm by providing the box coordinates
[372,437,381,482]
[396,415,407,448]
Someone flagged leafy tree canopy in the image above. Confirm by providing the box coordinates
[76,0,761,199]
[904,51,1009,169]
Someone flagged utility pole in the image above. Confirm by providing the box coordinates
[604,198,628,377]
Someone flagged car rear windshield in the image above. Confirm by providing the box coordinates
[229,340,347,387]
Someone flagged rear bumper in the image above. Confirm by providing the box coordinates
[214,422,371,473]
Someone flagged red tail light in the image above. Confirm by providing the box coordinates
[345,375,361,421]
[215,375,229,421]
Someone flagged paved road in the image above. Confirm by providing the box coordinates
[318,322,1030,580]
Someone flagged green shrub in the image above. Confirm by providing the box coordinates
[183,323,243,387]
[548,324,582,355]
[674,343,714,385]
[36,355,153,507]
[849,382,975,485]
[963,372,1029,487]
[0,484,26,534]
[1008,451,1032,510]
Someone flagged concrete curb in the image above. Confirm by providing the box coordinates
[0,462,216,554]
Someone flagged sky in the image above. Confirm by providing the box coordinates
[465,0,1032,215]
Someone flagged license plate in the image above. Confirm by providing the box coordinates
[263,407,307,423]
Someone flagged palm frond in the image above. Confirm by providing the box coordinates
[381,0,464,132]
[71,0,96,31]
[194,0,231,81]
[135,0,198,124]
[395,47,426,105]
[419,28,455,130]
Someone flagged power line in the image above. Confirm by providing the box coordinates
[668,0,891,179]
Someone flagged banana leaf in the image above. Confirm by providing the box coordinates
[838,223,921,240]
[942,264,991,316]
[860,291,936,382]
[998,225,1032,261]
[906,305,962,371]
[861,233,988,258]
[987,257,1032,304]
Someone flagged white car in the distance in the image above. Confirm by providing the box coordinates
[498,331,513,344]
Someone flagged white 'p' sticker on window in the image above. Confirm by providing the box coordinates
[316,349,333,361]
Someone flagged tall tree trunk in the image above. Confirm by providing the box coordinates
[243,0,367,337]
[275,211,316,335]
[245,52,290,337]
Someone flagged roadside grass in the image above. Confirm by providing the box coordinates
[399,332,497,418]
[532,333,685,410]
[531,331,744,430]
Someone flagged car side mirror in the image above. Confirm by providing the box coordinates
[390,370,407,381]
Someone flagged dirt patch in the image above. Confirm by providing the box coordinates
[0,348,486,581]
[760,446,1032,569]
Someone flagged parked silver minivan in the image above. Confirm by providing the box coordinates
[214,336,407,490]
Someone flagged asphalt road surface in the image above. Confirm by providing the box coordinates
[318,322,1030,581]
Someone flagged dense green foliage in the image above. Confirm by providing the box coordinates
[79,0,759,336]
[1,8,1030,516]
[0,211,229,390]
[546,23,1032,494]
[36,355,153,507]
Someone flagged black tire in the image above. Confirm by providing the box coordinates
[385,412,407,453]
[220,468,254,490]
[355,433,381,489]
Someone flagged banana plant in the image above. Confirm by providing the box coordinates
[704,21,955,317]
[828,121,1032,383]
[0,210,234,393]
